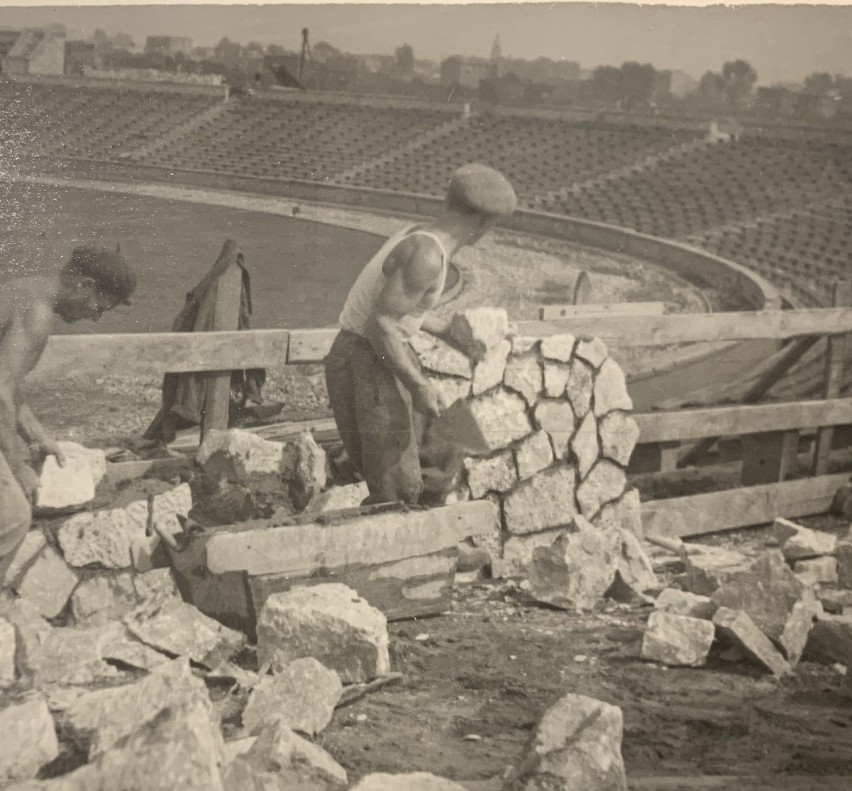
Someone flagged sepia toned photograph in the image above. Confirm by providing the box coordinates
[0,1,851,788]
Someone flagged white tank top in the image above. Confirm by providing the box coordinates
[338,225,448,337]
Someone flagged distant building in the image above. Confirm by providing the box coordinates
[2,28,65,76]
[64,40,97,76]
[440,56,496,89]
[145,36,192,57]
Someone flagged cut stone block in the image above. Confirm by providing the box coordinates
[4,529,46,589]
[575,337,609,369]
[223,721,347,791]
[0,618,15,687]
[431,389,532,455]
[98,624,172,672]
[305,482,369,514]
[540,333,576,363]
[683,545,753,595]
[503,465,576,536]
[464,449,517,499]
[15,545,78,618]
[513,430,554,481]
[448,307,509,363]
[577,460,626,521]
[351,773,466,791]
[593,489,643,540]
[57,508,138,569]
[504,693,627,791]
[19,623,120,688]
[774,518,837,561]
[779,595,822,667]
[803,612,852,665]
[543,362,571,397]
[565,357,594,418]
[70,573,138,626]
[599,411,640,467]
[256,583,390,683]
[504,354,543,406]
[511,335,539,355]
[472,339,511,395]
[571,409,599,479]
[241,657,343,737]
[410,334,472,379]
[0,695,59,786]
[593,359,633,416]
[35,441,106,514]
[533,399,576,460]
[712,607,791,676]
[527,518,622,610]
[654,588,716,620]
[289,431,328,511]
[794,557,838,586]
[641,611,715,667]
[197,429,286,484]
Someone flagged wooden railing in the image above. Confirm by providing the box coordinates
[38,304,852,539]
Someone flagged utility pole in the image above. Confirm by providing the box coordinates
[299,27,310,81]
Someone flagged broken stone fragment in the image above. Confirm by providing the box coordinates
[802,612,852,665]
[0,618,15,687]
[574,337,609,369]
[3,529,47,589]
[197,429,286,485]
[256,583,390,683]
[57,508,137,570]
[503,354,542,406]
[612,529,658,598]
[817,588,852,614]
[779,594,822,667]
[0,695,59,787]
[640,611,715,667]
[835,538,852,589]
[14,544,78,618]
[223,721,347,791]
[447,307,509,363]
[98,623,172,673]
[593,359,633,417]
[305,481,369,513]
[471,339,511,395]
[35,441,106,514]
[527,518,622,610]
[425,375,471,410]
[504,692,627,791]
[543,362,571,397]
[599,411,640,467]
[712,607,791,676]
[500,528,567,578]
[571,409,599,479]
[431,389,532,455]
[350,773,466,790]
[502,465,577,536]
[513,430,554,482]
[512,335,539,355]
[654,588,716,620]
[540,333,576,363]
[773,518,837,561]
[577,460,626,521]
[133,568,182,604]
[410,333,472,379]
[289,430,328,512]
[241,657,343,737]
[18,623,120,688]
[70,573,138,626]
[533,399,576,460]
[564,357,594,418]
[683,545,753,596]
[464,449,517,499]
[794,556,838,586]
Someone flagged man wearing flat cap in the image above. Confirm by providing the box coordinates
[0,245,136,584]
[325,163,517,505]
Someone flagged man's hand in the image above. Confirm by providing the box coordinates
[411,380,445,419]
[38,437,65,467]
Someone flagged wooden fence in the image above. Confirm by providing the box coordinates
[38,303,852,539]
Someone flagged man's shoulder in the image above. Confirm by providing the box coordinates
[384,233,443,277]
[0,278,54,334]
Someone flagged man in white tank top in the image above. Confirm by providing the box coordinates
[325,164,517,506]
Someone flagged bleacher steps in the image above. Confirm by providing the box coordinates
[128,98,229,162]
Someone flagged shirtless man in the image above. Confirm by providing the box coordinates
[0,245,136,583]
[324,164,517,505]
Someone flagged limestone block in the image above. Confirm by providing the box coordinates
[614,529,658,595]
[410,334,472,379]
[654,588,716,620]
[0,696,59,786]
[425,375,471,409]
[513,430,554,481]
[471,339,511,395]
[351,773,466,791]
[504,693,627,791]
[503,465,576,536]
[835,539,852,589]
[256,583,390,683]
[15,545,78,618]
[683,545,753,595]
[640,611,715,667]
[4,530,46,589]
[71,573,138,626]
[773,518,837,561]
[57,508,138,569]
[599,411,639,467]
[0,618,15,687]
[448,307,509,362]
[593,489,643,540]
[305,482,369,514]
[577,460,626,521]
[593,359,633,416]
[504,354,542,406]
[817,588,852,614]
[540,333,576,363]
[803,613,852,665]
[712,607,791,676]
[794,557,838,586]
[500,528,567,578]
[35,441,106,514]
[779,594,822,667]
[533,400,576,460]
[575,337,609,369]
[241,657,343,737]
[571,409,599,479]
[464,449,517,498]
[431,389,532,455]
[133,568,182,603]
[289,431,328,511]
[565,358,594,418]
[197,429,286,484]
[543,362,571,398]
[511,336,539,355]
[98,624,172,673]
[527,518,622,610]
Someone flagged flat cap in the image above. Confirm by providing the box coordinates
[67,245,137,304]
[447,163,517,217]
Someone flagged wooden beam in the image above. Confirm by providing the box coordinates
[641,473,851,538]
[104,456,192,485]
[634,398,852,443]
[538,301,665,320]
[812,281,852,476]
[287,328,337,364]
[34,329,291,378]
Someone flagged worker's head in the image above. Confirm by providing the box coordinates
[54,244,137,323]
[445,164,517,246]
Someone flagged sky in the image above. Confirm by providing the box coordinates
[1,3,851,84]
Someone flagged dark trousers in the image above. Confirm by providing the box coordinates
[324,330,461,506]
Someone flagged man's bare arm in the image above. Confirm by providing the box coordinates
[17,405,65,465]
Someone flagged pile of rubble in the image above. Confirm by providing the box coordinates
[638,518,852,689]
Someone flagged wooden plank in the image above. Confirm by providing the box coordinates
[634,398,852,443]
[641,473,851,538]
[201,263,244,442]
[204,499,499,576]
[287,327,337,364]
[104,456,192,485]
[34,329,291,378]
[812,281,852,475]
[538,301,665,320]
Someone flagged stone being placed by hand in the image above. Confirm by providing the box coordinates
[447,307,509,363]
[35,441,106,514]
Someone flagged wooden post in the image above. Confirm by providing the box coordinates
[741,430,799,486]
[811,281,852,476]
[200,264,243,443]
